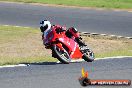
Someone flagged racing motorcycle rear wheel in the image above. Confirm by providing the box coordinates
[52,45,71,64]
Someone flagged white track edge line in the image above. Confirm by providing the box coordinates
[0,64,27,68]
[57,56,132,63]
[3,25,30,29]
[0,56,131,68]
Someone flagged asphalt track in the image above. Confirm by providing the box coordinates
[0,58,131,88]
[0,2,132,88]
[0,2,132,37]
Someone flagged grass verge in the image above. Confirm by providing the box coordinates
[0,25,132,65]
[1,0,132,9]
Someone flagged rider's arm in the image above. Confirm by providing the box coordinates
[56,27,66,34]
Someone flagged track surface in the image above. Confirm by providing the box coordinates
[0,58,131,88]
[0,2,132,88]
[0,2,132,37]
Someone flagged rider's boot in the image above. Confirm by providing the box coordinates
[75,37,86,46]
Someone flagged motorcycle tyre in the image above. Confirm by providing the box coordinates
[82,51,95,62]
[52,45,71,64]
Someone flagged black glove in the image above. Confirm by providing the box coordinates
[56,28,65,34]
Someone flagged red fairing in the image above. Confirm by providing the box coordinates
[58,37,82,59]
[68,27,80,38]
[43,25,83,60]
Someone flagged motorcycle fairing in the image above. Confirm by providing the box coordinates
[58,37,82,59]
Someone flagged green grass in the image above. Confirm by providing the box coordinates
[82,36,132,58]
[96,49,132,58]
[0,56,57,66]
[1,0,132,9]
[0,25,132,65]
[0,26,36,43]
[0,25,57,65]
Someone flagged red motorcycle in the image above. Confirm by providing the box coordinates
[43,25,95,64]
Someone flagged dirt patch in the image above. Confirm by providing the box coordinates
[0,32,51,58]
[82,36,132,54]
[0,25,131,63]
[0,33,131,59]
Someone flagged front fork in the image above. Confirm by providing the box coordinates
[80,46,93,56]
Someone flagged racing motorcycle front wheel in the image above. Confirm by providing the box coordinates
[52,45,71,64]
[82,49,95,62]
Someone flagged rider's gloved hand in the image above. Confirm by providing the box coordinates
[56,27,65,34]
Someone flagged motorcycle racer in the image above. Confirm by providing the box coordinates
[40,20,86,48]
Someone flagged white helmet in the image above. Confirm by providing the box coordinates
[40,20,51,32]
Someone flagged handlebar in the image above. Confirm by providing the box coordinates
[56,28,66,34]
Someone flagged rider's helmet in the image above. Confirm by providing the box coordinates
[40,20,51,32]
